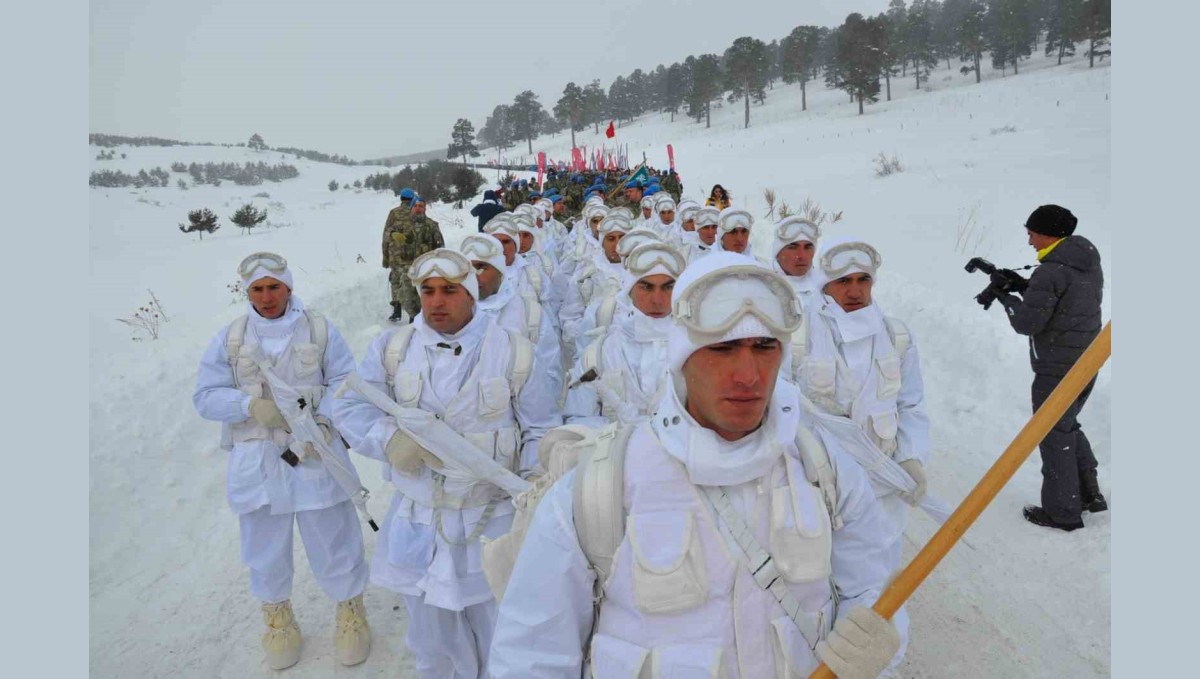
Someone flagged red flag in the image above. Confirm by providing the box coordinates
[536,151,546,189]
[605,121,615,138]
[572,147,584,172]
[667,144,675,172]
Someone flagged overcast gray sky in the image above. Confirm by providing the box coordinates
[90,0,889,159]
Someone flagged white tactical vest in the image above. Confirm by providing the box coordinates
[579,331,667,422]
[224,310,328,449]
[792,315,911,457]
[583,425,838,678]
[381,322,533,509]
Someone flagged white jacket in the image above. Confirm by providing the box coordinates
[332,311,563,609]
[479,278,564,406]
[564,309,670,428]
[193,298,359,516]
[489,379,905,678]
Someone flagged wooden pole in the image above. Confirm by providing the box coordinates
[809,321,1112,679]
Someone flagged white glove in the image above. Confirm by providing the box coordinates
[815,607,900,679]
[385,430,444,474]
[899,459,927,506]
[249,398,289,431]
[302,423,335,461]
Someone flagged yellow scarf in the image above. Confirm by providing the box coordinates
[1037,238,1065,261]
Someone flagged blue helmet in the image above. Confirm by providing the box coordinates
[529,192,542,199]
[400,188,415,200]
[511,180,519,189]
[644,186,660,196]
[549,195,564,203]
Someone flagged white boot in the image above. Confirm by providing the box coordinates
[334,594,371,666]
[261,600,302,670]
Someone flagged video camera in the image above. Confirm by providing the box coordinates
[965,257,1029,309]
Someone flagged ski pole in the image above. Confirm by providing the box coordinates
[808,321,1111,679]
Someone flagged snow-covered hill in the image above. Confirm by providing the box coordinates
[90,48,1110,678]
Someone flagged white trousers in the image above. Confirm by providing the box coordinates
[402,594,497,679]
[238,500,368,604]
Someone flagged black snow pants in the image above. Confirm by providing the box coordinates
[1032,374,1099,524]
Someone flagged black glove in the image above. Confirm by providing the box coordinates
[990,270,1028,294]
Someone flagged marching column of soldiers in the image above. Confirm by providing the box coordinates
[193,159,1104,678]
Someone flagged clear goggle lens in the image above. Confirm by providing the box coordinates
[820,242,882,279]
[616,231,662,257]
[625,243,686,278]
[673,265,802,339]
[599,216,633,235]
[776,218,820,244]
[460,236,503,261]
[408,249,472,284]
[238,252,287,280]
[719,210,754,233]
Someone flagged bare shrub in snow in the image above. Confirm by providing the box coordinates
[227,280,248,304]
[990,125,1018,135]
[874,152,904,178]
[955,201,993,257]
[762,188,777,220]
[116,290,169,341]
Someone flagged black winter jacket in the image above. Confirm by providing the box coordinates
[470,198,505,233]
[999,235,1104,377]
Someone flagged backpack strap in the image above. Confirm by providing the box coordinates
[225,315,250,388]
[525,263,543,298]
[520,293,542,344]
[580,333,606,378]
[595,293,618,329]
[571,423,636,587]
[382,325,417,391]
[304,310,328,360]
[504,328,535,400]
[790,315,809,365]
[794,425,843,530]
[885,317,911,356]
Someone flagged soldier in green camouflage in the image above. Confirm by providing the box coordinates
[387,197,445,322]
[660,171,683,203]
[381,188,419,319]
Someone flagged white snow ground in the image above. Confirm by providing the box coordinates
[90,49,1110,678]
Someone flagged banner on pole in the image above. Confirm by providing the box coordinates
[536,152,545,188]
[667,144,675,172]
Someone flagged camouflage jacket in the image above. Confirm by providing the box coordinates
[382,207,410,267]
[388,215,445,267]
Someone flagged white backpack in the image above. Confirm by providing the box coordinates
[482,421,842,602]
[225,310,328,387]
[379,324,534,401]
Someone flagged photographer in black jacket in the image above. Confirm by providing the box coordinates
[992,205,1106,531]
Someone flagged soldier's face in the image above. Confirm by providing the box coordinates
[698,224,717,245]
[630,274,675,319]
[419,277,474,334]
[659,209,675,224]
[519,232,535,253]
[776,241,816,277]
[721,228,750,253]
[682,337,783,442]
[471,263,503,300]
[683,219,696,232]
[247,277,291,320]
[494,234,518,265]
[824,273,874,312]
[554,203,566,215]
[642,207,653,219]
[602,232,625,263]
[411,203,426,217]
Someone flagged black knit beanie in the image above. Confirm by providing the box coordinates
[1025,204,1078,238]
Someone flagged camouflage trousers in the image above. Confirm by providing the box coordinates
[389,265,421,318]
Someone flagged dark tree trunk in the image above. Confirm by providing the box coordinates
[858,94,864,115]
[1089,38,1095,67]
[974,52,981,83]
[705,103,711,129]
[1013,57,1019,75]
[801,80,807,111]
[570,126,576,149]
[527,136,532,154]
[914,59,921,89]
[744,91,750,128]
[885,71,891,101]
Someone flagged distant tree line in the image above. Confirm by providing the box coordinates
[358,160,485,204]
[458,0,1109,147]
[90,161,300,188]
[89,132,359,165]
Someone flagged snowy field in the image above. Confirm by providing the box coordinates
[90,48,1110,678]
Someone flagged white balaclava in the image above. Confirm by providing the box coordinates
[459,233,508,275]
[713,207,755,256]
[241,253,295,291]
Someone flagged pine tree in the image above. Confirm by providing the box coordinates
[179,208,219,240]
[780,25,822,111]
[686,54,723,129]
[957,0,988,82]
[987,0,1036,75]
[581,80,608,134]
[875,12,904,100]
[1043,0,1081,64]
[887,0,910,76]
[248,133,266,151]
[230,203,268,235]
[447,118,480,164]
[906,0,940,89]
[724,37,771,128]
[329,180,339,191]
[662,63,688,122]
[509,91,545,154]
[479,105,515,152]
[554,82,586,148]
[835,13,886,115]
[1079,0,1110,67]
